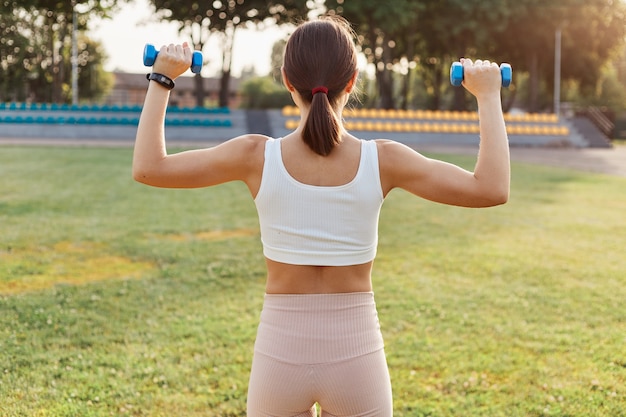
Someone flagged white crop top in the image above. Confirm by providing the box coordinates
[254,138,384,266]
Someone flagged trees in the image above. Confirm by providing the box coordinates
[324,0,419,109]
[240,75,292,108]
[74,35,114,101]
[0,0,124,102]
[487,0,626,112]
[148,0,308,107]
[2,0,624,111]
[0,2,33,101]
[325,0,626,112]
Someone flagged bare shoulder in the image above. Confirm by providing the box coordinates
[374,138,416,152]
[372,139,433,195]
[225,133,270,153]
[211,134,270,168]
[373,139,429,167]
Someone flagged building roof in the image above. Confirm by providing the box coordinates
[113,72,241,92]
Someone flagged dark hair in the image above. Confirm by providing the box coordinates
[283,16,358,156]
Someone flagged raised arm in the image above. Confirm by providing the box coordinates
[379,58,510,208]
[133,43,265,190]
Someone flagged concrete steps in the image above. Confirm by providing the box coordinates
[565,116,613,148]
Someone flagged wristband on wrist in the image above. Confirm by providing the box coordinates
[146,72,175,90]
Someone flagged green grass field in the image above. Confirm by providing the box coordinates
[1,145,625,416]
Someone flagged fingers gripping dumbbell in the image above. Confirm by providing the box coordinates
[450,62,512,88]
[143,44,203,74]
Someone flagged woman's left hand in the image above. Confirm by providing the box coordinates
[152,42,194,80]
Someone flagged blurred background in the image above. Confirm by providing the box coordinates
[2,0,626,139]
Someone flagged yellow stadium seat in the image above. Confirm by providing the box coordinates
[461,112,478,121]
[457,124,468,134]
[448,123,461,133]
[283,106,299,116]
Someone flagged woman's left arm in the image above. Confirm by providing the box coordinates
[133,43,265,190]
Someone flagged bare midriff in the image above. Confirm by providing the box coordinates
[264,258,374,294]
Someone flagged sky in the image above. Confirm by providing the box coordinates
[90,0,289,77]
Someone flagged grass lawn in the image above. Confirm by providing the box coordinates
[0,145,625,416]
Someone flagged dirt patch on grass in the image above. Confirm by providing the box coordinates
[0,241,155,295]
[0,229,259,295]
[150,228,258,242]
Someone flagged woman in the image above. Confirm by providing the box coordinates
[133,16,509,417]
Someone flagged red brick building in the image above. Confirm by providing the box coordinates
[104,72,242,108]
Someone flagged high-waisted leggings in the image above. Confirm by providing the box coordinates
[247,292,393,417]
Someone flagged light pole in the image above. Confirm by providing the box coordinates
[553,27,561,116]
[71,0,78,105]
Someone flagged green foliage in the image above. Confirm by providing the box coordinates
[324,0,626,112]
[1,146,625,415]
[0,0,123,102]
[240,76,292,108]
[269,37,287,82]
[326,0,421,109]
[75,35,114,101]
[3,0,626,110]
[486,0,626,112]
[149,0,308,107]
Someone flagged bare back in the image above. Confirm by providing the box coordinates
[259,132,375,294]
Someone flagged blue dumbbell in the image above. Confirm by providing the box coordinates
[143,43,203,74]
[450,62,512,88]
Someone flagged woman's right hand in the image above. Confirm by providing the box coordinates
[152,42,194,80]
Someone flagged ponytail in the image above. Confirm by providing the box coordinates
[283,16,359,156]
[303,88,341,156]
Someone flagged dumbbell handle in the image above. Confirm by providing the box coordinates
[450,62,512,88]
[143,44,203,74]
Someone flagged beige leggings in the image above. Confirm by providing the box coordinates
[247,292,393,417]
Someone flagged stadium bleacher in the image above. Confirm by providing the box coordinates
[0,102,232,127]
[282,106,568,136]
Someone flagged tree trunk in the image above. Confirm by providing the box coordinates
[188,27,206,108]
[400,69,410,110]
[49,15,62,103]
[502,86,516,113]
[219,70,231,108]
[194,73,204,107]
[218,22,237,108]
[451,59,467,111]
[400,42,415,110]
[528,51,539,112]
[377,38,394,109]
[376,69,394,109]
[432,66,443,110]
[366,16,394,109]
